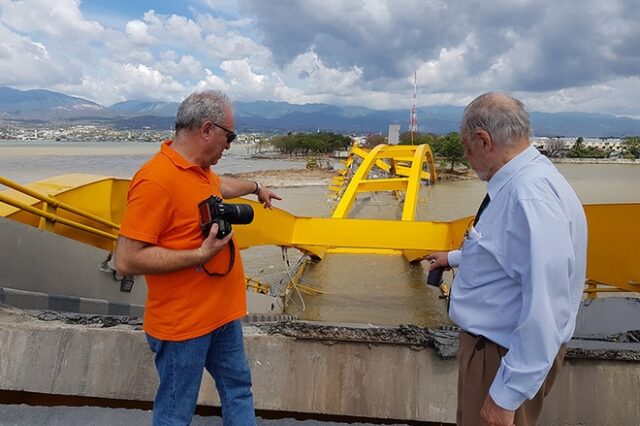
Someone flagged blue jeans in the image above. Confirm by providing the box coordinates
[146,320,256,426]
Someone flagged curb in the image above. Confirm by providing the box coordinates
[0,287,144,317]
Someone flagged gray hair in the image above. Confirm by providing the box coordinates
[461,92,531,146]
[175,90,232,133]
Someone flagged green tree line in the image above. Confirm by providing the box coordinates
[621,136,640,159]
[270,132,352,155]
[270,131,640,167]
[398,131,465,171]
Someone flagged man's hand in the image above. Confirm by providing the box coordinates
[425,251,450,271]
[256,186,281,209]
[197,223,234,264]
[480,394,515,426]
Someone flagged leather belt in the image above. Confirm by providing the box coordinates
[463,330,490,351]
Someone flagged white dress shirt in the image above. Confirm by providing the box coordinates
[447,146,587,410]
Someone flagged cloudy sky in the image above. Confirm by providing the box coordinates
[0,0,638,117]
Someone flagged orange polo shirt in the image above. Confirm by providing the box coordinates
[120,140,246,341]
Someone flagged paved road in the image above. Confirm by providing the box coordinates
[0,404,419,426]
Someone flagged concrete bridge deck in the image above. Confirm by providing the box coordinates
[1,302,639,425]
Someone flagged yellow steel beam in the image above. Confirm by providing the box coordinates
[1,174,130,251]
[351,145,425,176]
[351,148,393,174]
[331,144,386,219]
[229,198,465,261]
[0,193,118,242]
[401,144,428,221]
[395,165,432,181]
[1,173,637,296]
[331,144,437,220]
[0,175,120,230]
[351,145,373,160]
[357,178,408,192]
[582,203,640,292]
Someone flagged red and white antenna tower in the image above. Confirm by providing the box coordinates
[409,70,418,145]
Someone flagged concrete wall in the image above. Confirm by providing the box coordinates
[1,308,639,425]
[0,218,146,307]
[0,218,282,316]
[541,358,640,425]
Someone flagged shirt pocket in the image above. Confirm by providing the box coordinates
[456,234,483,288]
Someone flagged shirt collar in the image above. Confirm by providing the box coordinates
[160,140,192,169]
[487,145,540,199]
[160,140,210,178]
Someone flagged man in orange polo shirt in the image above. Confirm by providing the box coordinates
[115,90,281,426]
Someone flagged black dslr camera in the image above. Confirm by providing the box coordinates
[198,195,254,239]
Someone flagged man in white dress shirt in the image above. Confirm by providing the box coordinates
[427,92,587,426]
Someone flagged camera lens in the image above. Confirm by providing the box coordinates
[226,203,254,224]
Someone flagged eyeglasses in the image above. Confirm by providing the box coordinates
[210,121,237,143]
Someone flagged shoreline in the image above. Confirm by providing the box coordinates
[231,150,639,189]
[225,165,480,188]
[550,158,640,164]
[224,168,336,188]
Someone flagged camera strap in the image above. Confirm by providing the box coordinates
[200,240,236,277]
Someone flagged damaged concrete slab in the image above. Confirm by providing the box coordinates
[1,302,639,425]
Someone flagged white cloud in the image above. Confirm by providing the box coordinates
[0,22,73,87]
[203,32,268,62]
[220,59,265,88]
[196,69,229,93]
[112,63,186,99]
[159,54,205,78]
[125,20,154,45]
[102,28,155,64]
[0,0,103,41]
[416,45,469,92]
[285,50,363,95]
[0,0,638,115]
[522,76,640,117]
[164,14,204,44]
[55,62,187,105]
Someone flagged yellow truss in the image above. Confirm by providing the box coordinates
[331,143,437,220]
[1,171,638,297]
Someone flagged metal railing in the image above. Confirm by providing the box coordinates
[0,175,119,241]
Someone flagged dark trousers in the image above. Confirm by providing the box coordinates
[457,331,566,426]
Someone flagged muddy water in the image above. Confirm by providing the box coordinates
[2,141,640,327]
[0,140,308,183]
[231,163,640,327]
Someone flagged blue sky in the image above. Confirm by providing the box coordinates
[83,0,194,17]
[0,0,639,118]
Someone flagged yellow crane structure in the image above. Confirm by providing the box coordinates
[330,143,436,221]
[0,143,638,298]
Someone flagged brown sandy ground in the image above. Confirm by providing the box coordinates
[224,168,336,188]
[225,167,476,188]
[436,168,476,181]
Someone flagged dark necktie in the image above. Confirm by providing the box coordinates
[473,193,491,226]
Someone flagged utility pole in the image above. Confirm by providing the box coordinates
[409,70,417,145]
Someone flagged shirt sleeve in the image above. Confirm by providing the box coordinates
[119,176,172,245]
[448,249,462,268]
[489,197,575,410]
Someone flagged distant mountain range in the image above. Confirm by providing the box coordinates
[1,85,639,137]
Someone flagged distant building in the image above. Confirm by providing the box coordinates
[388,124,400,145]
[531,137,624,156]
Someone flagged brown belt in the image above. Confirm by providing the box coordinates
[462,330,500,352]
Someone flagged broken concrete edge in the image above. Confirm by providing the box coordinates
[2,304,638,362]
[0,287,144,317]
